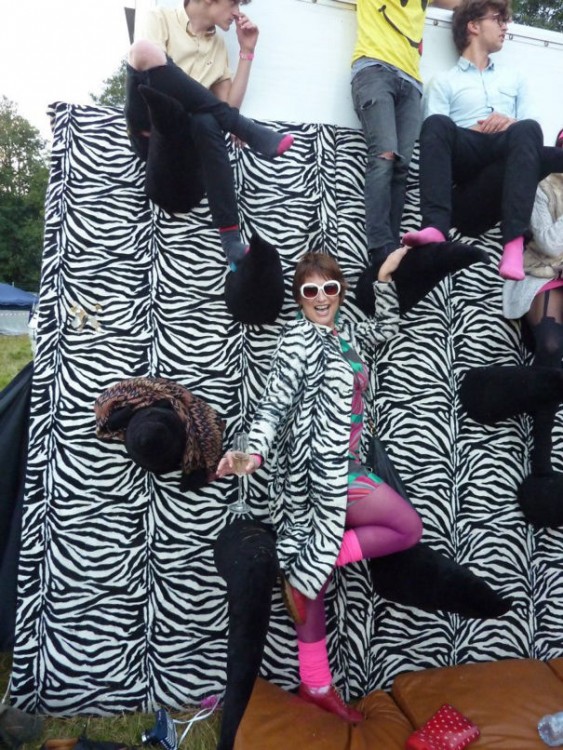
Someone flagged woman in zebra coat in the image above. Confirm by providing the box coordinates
[217,249,422,722]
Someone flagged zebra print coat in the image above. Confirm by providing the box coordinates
[248,281,401,598]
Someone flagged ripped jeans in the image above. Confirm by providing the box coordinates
[352,64,422,255]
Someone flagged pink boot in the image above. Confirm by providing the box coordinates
[499,236,525,280]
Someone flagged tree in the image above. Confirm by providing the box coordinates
[512,1,563,33]
[0,97,49,292]
[90,58,128,108]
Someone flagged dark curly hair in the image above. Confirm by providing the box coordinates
[452,0,511,54]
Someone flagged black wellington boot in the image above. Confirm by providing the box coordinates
[354,241,489,316]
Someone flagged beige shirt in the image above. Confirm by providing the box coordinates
[137,1,232,90]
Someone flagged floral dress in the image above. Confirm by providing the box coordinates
[336,333,384,506]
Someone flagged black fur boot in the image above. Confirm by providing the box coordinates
[138,86,205,214]
[224,233,285,324]
[369,542,511,618]
[355,241,489,316]
[460,365,563,424]
[214,519,279,750]
[517,473,563,528]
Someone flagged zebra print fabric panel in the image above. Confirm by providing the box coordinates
[10,102,563,714]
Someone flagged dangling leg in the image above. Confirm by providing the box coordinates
[294,580,363,723]
[498,120,544,280]
[516,288,563,526]
[293,474,419,723]
[189,112,248,267]
[284,475,422,623]
[525,288,563,475]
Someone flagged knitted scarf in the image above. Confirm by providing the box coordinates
[94,377,225,480]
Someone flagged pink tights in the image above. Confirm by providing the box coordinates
[296,481,422,687]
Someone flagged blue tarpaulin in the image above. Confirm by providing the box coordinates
[0,284,37,309]
[0,284,37,335]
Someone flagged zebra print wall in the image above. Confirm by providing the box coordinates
[10,101,563,714]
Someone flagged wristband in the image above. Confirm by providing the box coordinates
[239,51,254,61]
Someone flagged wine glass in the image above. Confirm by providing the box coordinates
[228,431,252,515]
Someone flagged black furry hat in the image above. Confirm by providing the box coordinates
[124,406,185,474]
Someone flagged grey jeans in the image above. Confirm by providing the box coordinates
[352,64,422,255]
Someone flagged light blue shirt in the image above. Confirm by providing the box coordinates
[423,56,534,128]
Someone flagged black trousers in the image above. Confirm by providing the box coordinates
[419,115,563,243]
[124,61,238,227]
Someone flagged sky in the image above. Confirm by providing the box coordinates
[0,0,133,142]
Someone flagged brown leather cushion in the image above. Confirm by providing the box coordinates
[547,658,563,682]
[392,658,563,750]
[234,677,413,750]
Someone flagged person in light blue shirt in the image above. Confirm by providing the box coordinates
[402,0,563,282]
[422,55,533,129]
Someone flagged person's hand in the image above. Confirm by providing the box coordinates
[377,246,409,282]
[236,13,259,53]
[231,134,246,149]
[216,451,259,478]
[475,112,516,134]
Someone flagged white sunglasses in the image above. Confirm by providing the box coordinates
[300,280,341,300]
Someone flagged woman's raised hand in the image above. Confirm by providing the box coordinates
[377,246,409,282]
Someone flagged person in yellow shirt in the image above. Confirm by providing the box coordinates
[351,0,460,271]
[125,0,293,269]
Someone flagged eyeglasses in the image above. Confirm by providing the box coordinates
[478,12,510,26]
[300,280,341,299]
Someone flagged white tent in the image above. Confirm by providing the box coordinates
[0,283,37,336]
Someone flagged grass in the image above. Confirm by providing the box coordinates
[0,342,221,749]
[0,653,222,749]
[0,335,33,391]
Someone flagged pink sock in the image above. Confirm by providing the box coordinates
[297,638,332,689]
[499,236,525,280]
[335,530,363,567]
[402,227,446,247]
[276,134,294,156]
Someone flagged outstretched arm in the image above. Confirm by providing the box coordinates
[217,325,308,477]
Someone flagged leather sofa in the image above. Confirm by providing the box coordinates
[235,658,563,749]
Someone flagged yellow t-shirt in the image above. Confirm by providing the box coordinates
[352,0,427,83]
[137,1,232,90]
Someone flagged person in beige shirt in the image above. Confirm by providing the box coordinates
[125,0,293,269]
